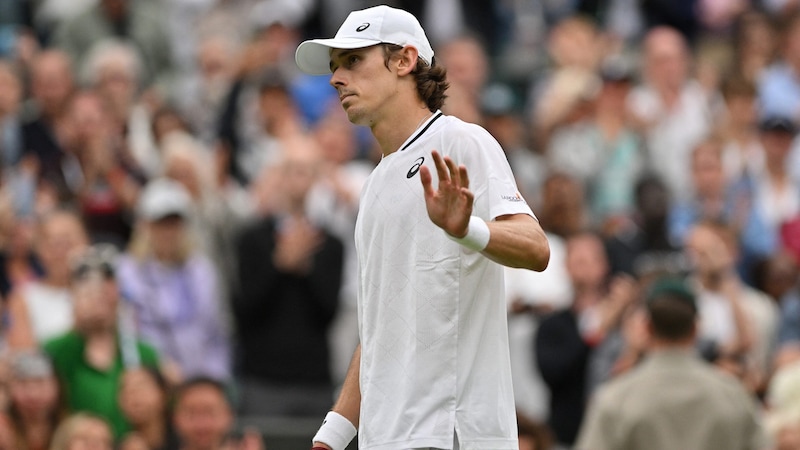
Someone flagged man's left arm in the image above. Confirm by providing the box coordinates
[483,214,549,271]
[420,150,549,272]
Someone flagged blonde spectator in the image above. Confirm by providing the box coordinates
[116,178,231,381]
[5,209,88,349]
[49,413,113,450]
[160,131,252,308]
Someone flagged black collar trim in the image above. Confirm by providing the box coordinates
[400,112,443,152]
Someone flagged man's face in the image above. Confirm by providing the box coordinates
[173,385,232,450]
[329,45,399,126]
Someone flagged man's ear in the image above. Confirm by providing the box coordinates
[395,45,419,76]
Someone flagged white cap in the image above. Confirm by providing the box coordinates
[137,178,192,221]
[295,5,434,75]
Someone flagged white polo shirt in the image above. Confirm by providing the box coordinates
[355,112,535,449]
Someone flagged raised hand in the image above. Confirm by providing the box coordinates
[419,150,473,238]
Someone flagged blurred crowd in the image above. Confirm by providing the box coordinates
[0,0,798,449]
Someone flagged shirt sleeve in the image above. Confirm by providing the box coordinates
[442,122,536,221]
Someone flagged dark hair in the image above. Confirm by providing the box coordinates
[381,44,449,112]
[647,293,696,341]
[171,376,232,411]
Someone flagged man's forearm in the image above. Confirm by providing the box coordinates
[333,344,361,425]
[483,214,550,271]
[313,345,361,450]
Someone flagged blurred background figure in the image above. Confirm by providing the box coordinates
[21,50,76,205]
[117,178,231,382]
[7,351,62,450]
[628,26,715,202]
[669,138,776,281]
[684,221,778,385]
[44,244,161,440]
[117,367,173,450]
[49,413,114,450]
[576,277,765,450]
[536,231,638,448]
[233,138,343,417]
[171,377,263,450]
[305,106,372,386]
[5,209,88,349]
[53,0,173,92]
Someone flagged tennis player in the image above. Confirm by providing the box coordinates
[296,5,550,450]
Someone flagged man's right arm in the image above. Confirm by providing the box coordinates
[313,344,361,450]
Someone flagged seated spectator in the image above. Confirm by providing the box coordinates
[575,277,766,450]
[7,351,63,450]
[44,244,160,439]
[5,209,88,349]
[171,377,263,450]
[49,413,113,450]
[118,368,173,450]
[117,178,231,382]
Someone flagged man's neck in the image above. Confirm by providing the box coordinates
[372,104,435,157]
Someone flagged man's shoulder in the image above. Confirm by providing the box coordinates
[438,114,492,139]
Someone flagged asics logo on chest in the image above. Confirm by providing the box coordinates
[407,157,424,178]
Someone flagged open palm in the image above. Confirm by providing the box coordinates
[420,150,474,238]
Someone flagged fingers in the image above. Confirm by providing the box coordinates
[419,165,435,198]
[431,150,449,183]
[460,165,469,190]
[432,150,469,189]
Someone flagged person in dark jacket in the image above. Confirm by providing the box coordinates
[233,137,343,417]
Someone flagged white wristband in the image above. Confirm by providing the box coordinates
[312,411,357,450]
[447,216,491,252]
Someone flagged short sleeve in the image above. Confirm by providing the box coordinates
[442,123,536,221]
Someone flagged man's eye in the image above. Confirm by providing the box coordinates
[347,55,360,66]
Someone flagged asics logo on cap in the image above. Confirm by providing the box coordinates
[356,23,370,32]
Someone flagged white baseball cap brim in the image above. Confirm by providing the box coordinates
[296,37,383,75]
